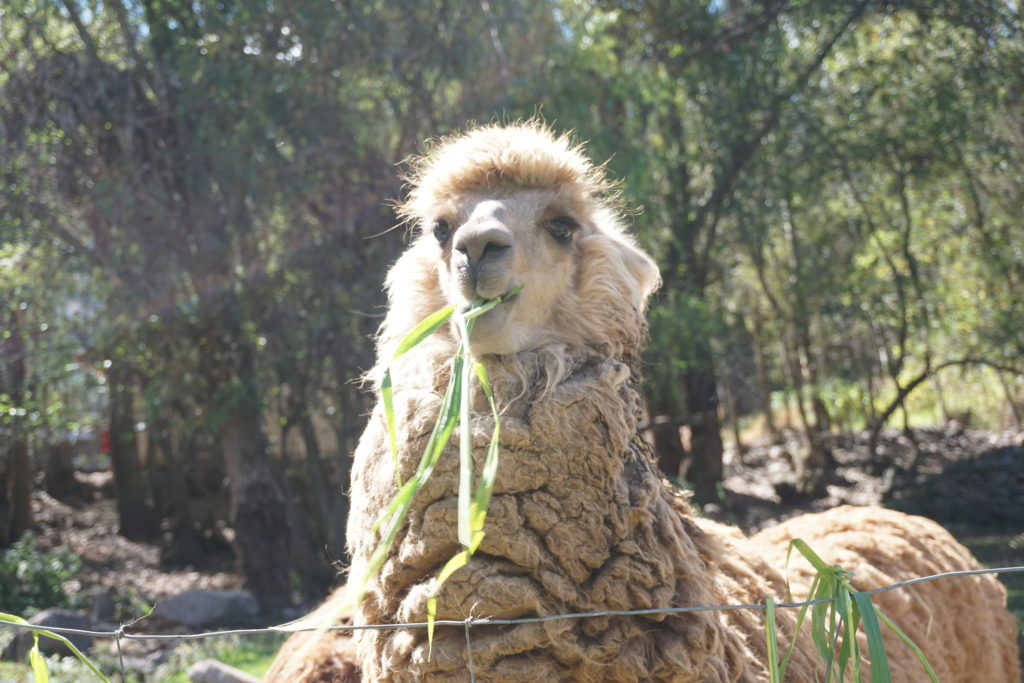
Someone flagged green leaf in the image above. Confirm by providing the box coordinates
[457,321,474,547]
[379,303,457,488]
[853,591,892,683]
[392,305,457,359]
[381,369,401,487]
[876,607,940,683]
[426,549,473,649]
[789,538,832,574]
[355,356,464,605]
[836,586,860,681]
[29,638,49,683]
[779,572,818,679]
[765,598,780,683]
[365,286,522,654]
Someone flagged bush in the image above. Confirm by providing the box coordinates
[0,533,82,615]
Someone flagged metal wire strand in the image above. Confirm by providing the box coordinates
[0,565,1020,642]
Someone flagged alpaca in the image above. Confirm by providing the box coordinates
[266,122,1019,682]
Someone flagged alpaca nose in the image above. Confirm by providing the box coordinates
[453,224,512,267]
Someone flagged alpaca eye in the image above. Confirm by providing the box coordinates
[547,217,578,244]
[432,220,452,246]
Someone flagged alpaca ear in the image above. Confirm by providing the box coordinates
[613,236,661,311]
[576,232,661,313]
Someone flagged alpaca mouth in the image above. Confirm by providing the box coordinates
[458,283,523,315]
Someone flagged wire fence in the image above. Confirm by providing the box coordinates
[3,565,1023,682]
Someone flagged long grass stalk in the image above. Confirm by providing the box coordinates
[348,286,522,645]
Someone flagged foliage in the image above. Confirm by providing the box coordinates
[0,534,81,616]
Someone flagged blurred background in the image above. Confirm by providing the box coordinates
[1,0,1022,678]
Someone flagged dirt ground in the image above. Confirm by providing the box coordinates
[718,424,1024,531]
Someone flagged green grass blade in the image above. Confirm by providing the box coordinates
[29,637,48,683]
[381,369,401,487]
[765,598,781,683]
[371,356,464,534]
[426,549,473,650]
[790,537,842,677]
[457,321,474,547]
[852,591,891,683]
[836,587,860,682]
[358,357,464,603]
[392,305,457,359]
[461,285,523,322]
[876,607,940,683]
[779,572,819,679]
[790,538,833,574]
[468,360,500,551]
[811,573,835,664]
[357,497,414,604]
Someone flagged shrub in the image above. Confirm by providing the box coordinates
[0,533,82,615]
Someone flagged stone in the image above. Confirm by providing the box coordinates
[152,589,260,629]
[89,585,116,625]
[187,659,262,683]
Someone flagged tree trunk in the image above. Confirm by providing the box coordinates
[722,372,744,457]
[779,337,828,495]
[154,424,205,566]
[299,414,333,549]
[45,441,78,502]
[650,420,687,480]
[684,341,724,505]
[997,371,1022,428]
[107,362,158,540]
[799,337,836,483]
[219,375,292,610]
[932,372,950,423]
[1,309,32,549]
[752,314,781,443]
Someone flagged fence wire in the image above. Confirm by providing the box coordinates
[3,565,1022,682]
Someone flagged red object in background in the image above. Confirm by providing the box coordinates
[100,428,111,455]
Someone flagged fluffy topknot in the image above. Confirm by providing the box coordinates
[400,121,615,221]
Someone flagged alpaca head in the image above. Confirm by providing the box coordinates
[379,122,661,365]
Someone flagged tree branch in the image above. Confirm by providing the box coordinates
[869,357,1024,460]
[694,0,874,272]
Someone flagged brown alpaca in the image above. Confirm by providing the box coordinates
[265,123,1019,682]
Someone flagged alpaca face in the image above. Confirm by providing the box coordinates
[384,123,661,366]
[430,187,586,355]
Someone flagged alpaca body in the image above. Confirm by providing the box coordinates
[265,123,1019,682]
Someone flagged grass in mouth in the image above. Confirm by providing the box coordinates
[351,286,522,646]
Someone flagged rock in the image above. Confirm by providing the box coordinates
[1,608,94,661]
[89,585,116,624]
[187,659,261,683]
[152,589,260,629]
